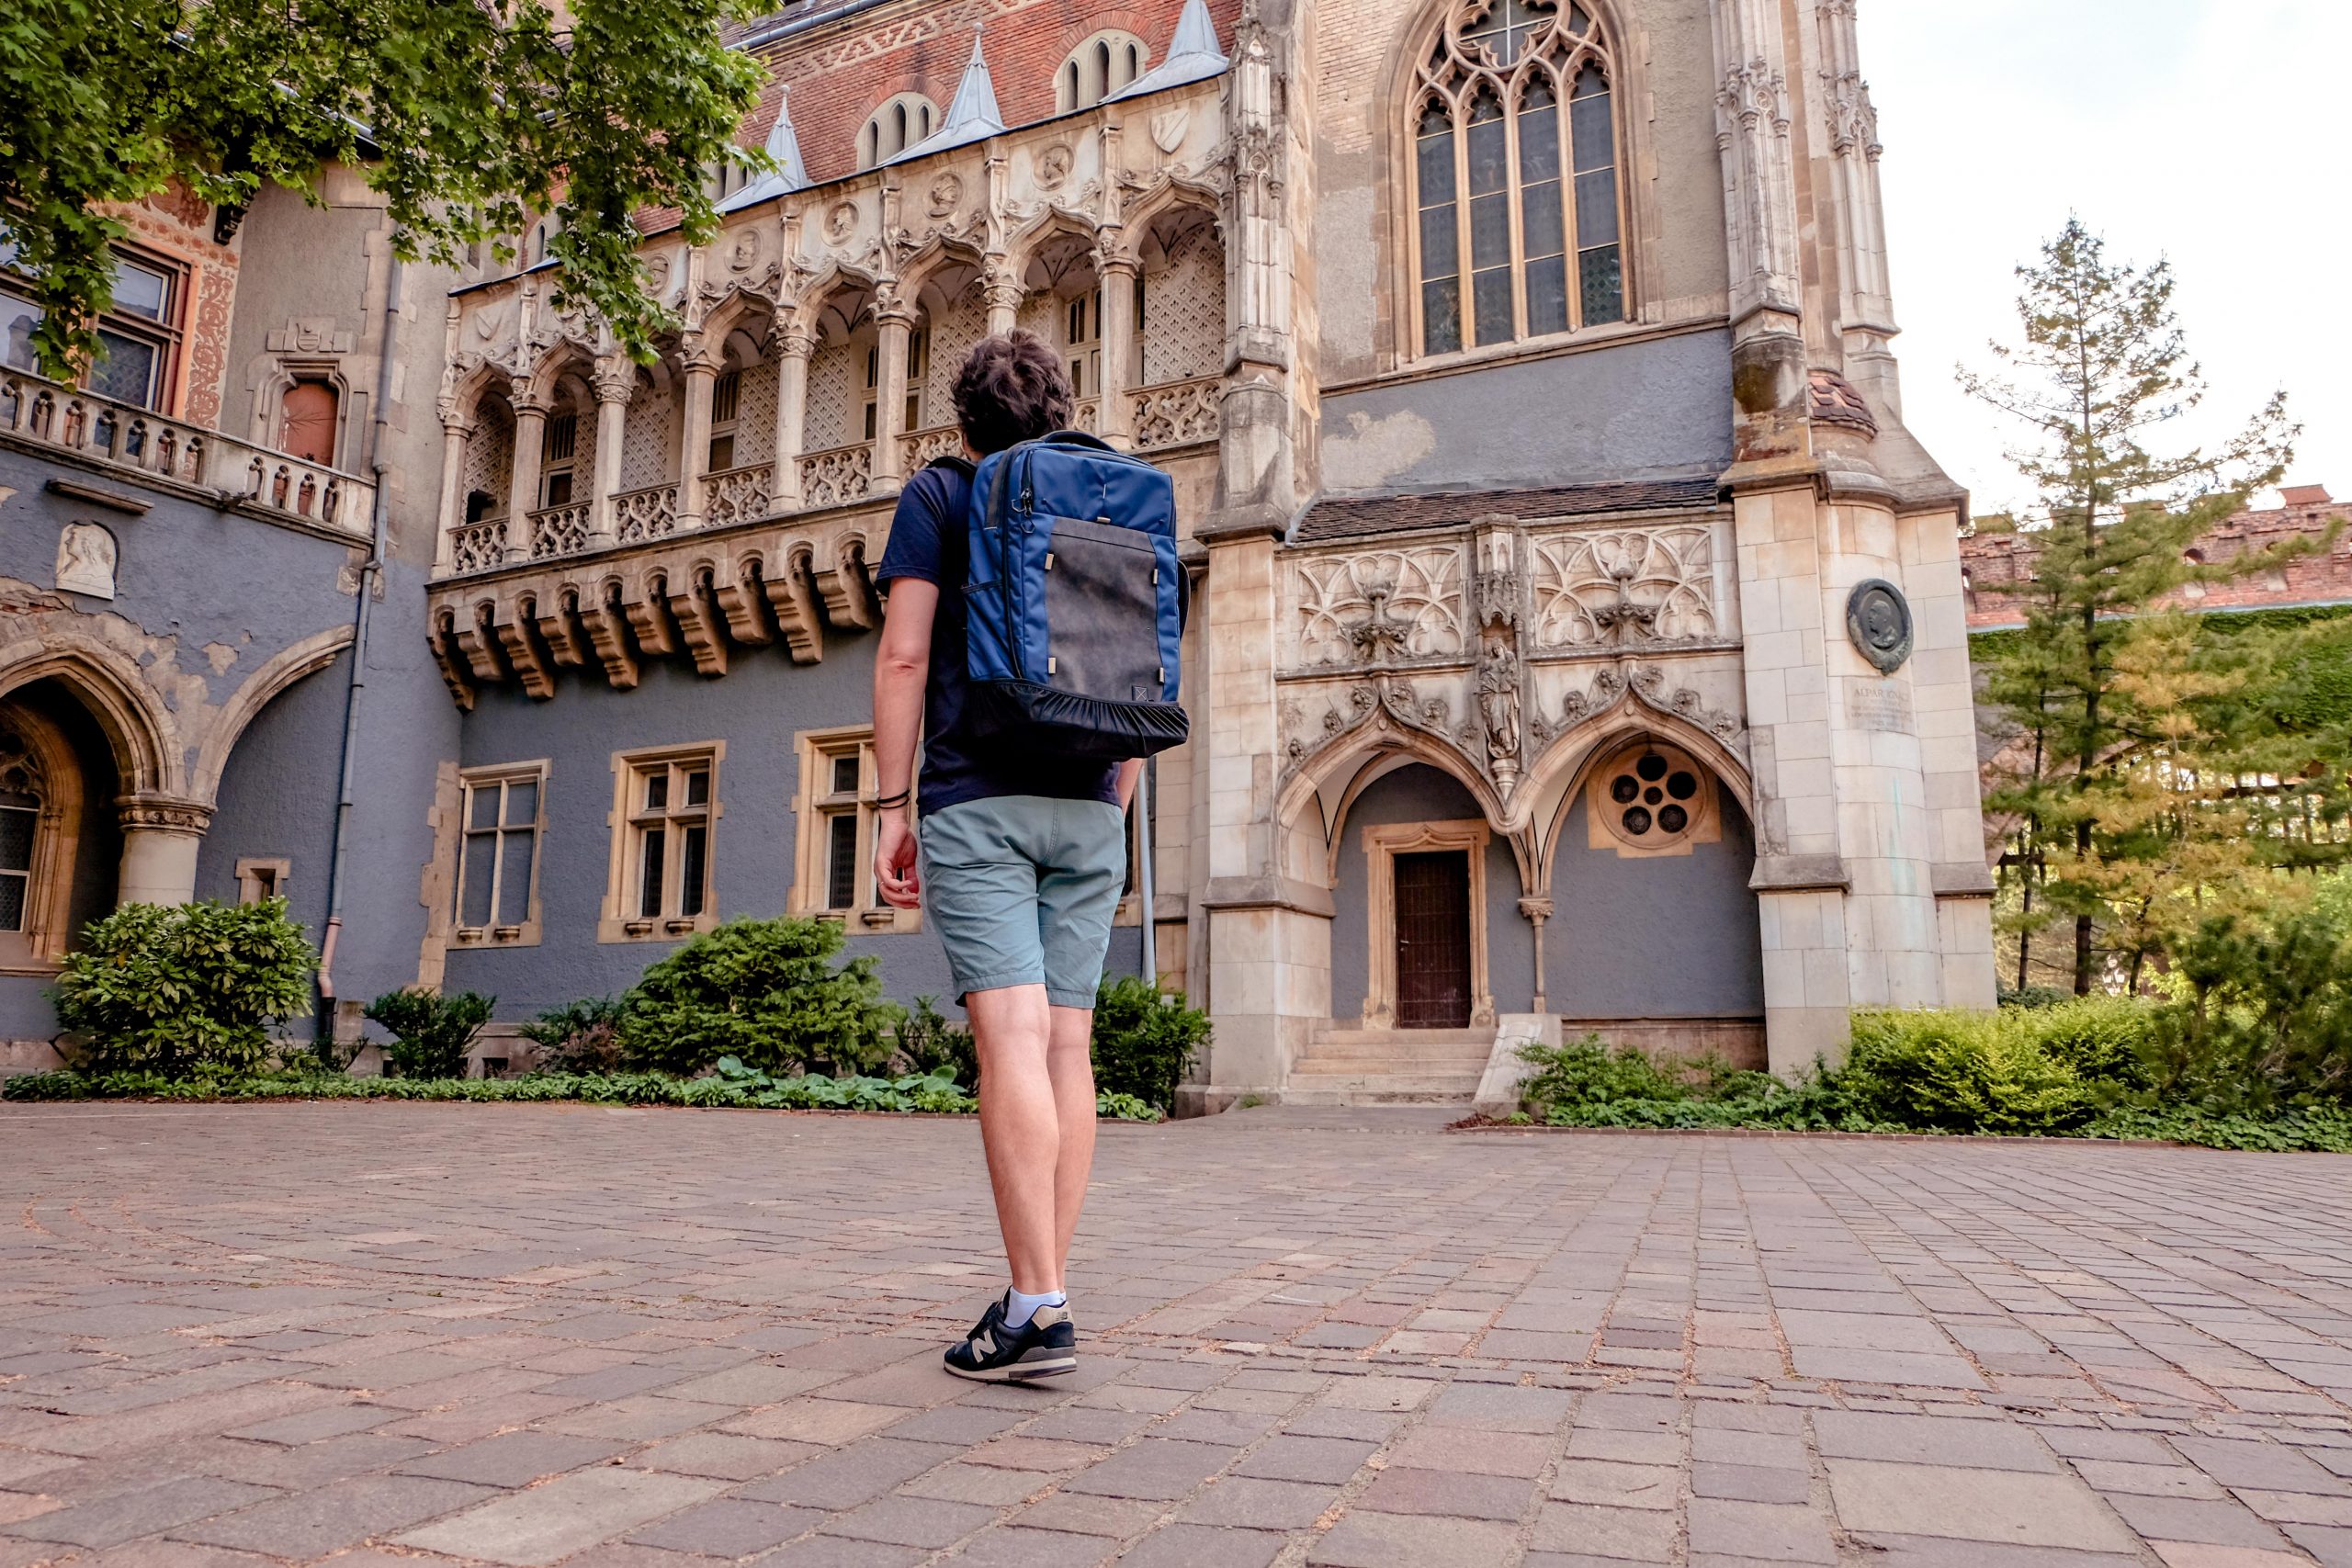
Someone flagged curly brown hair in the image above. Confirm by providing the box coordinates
[951,330,1075,456]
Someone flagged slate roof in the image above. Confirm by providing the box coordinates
[1291,477,1724,543]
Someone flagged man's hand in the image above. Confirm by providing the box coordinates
[874,808,922,909]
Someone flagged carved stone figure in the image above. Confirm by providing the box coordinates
[1477,637,1521,783]
[55,522,117,600]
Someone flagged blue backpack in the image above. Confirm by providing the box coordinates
[955,431,1189,761]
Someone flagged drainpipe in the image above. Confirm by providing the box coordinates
[315,253,403,1052]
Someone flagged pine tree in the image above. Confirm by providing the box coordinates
[1962,219,2297,993]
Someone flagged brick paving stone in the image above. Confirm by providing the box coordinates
[1230,1435,1375,1484]
[738,1440,961,1508]
[1057,1438,1238,1501]
[1176,1476,1339,1529]
[943,1525,1115,1567]
[395,1428,624,1485]
[0,1477,278,1550]
[1815,1410,2059,1471]
[173,1473,492,1558]
[1529,1500,1681,1560]
[627,1497,820,1554]
[1826,1460,2140,1552]
[1307,1510,1521,1566]
[7,1105,2352,1566]
[1387,1424,1554,1476]
[397,1468,726,1564]
[820,1494,996,1548]
[1686,1498,1837,1563]
[1552,1459,1680,1509]
[1119,1523,1285,1568]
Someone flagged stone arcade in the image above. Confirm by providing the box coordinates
[0,0,1996,1101]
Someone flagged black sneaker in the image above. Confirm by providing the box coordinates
[944,1292,1076,1382]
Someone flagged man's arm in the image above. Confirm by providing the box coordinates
[871,580,935,909]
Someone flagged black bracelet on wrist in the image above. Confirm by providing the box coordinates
[876,788,911,810]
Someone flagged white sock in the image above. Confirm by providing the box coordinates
[1003,1286,1066,1328]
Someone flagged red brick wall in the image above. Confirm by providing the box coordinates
[1962,497,2352,629]
[741,0,1245,186]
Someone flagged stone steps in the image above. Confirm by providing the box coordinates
[1284,1026,1498,1103]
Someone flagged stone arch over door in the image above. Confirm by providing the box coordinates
[1323,761,1535,1031]
[1536,721,1766,1059]
[0,635,182,803]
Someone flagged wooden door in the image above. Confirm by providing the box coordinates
[278,379,339,464]
[1394,850,1471,1029]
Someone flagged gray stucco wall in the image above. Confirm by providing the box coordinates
[1329,764,1535,1022]
[197,657,345,942]
[1317,328,1734,495]
[0,442,455,1043]
[436,630,1148,1023]
[1544,791,1764,1019]
[0,682,122,1040]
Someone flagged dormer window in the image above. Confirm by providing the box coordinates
[1057,30,1149,111]
[857,94,939,169]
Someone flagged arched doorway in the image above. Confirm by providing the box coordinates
[0,685,121,974]
[277,378,340,465]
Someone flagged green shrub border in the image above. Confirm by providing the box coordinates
[0,1062,1166,1122]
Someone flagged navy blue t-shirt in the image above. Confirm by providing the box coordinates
[874,462,1119,815]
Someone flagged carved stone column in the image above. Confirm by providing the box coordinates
[116,796,212,908]
[1518,897,1555,1014]
[770,321,813,513]
[872,303,915,495]
[675,343,719,531]
[1097,252,1139,450]
[505,389,549,564]
[588,362,631,548]
[1711,0,1808,462]
[984,274,1023,338]
[434,405,472,574]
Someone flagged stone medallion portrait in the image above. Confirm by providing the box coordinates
[1035,143,1073,191]
[1846,578,1914,674]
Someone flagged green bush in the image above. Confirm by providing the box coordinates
[52,899,316,1077]
[895,994,978,1086]
[518,996,626,1074]
[617,916,901,1077]
[366,988,493,1079]
[1091,977,1210,1112]
[1840,1009,2096,1134]
[1517,1035,1695,1111]
[2160,908,2352,1111]
[0,1061,1170,1121]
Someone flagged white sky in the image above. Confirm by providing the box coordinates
[1859,0,2349,514]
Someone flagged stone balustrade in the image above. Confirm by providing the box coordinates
[1130,375,1222,449]
[527,502,591,560]
[612,482,680,546]
[899,426,963,471]
[0,369,376,536]
[798,444,871,511]
[447,518,509,574]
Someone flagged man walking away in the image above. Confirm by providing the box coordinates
[870,332,1137,1382]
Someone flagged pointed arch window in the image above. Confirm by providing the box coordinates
[1408,0,1624,356]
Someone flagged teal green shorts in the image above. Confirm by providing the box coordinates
[919,794,1127,1008]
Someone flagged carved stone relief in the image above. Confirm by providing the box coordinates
[55,523,118,600]
[1289,548,1464,669]
[1529,526,1722,649]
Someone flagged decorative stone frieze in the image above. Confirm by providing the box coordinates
[424,506,886,700]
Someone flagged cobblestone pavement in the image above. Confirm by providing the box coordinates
[3,1104,2350,1568]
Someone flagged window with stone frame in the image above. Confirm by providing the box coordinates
[790,727,915,931]
[1065,288,1103,400]
[857,94,939,170]
[859,331,926,441]
[540,411,579,507]
[605,745,721,940]
[1408,0,1625,357]
[706,369,741,473]
[453,763,546,943]
[1057,30,1149,112]
[1,243,187,411]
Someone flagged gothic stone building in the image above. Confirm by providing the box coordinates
[2,0,1998,1102]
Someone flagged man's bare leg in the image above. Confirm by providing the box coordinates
[965,984,1060,1293]
[1045,1005,1097,1283]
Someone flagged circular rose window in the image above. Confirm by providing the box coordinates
[1589,742,1716,855]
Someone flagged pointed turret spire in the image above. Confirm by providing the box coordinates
[889,25,1005,164]
[719,85,808,212]
[1107,0,1229,101]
